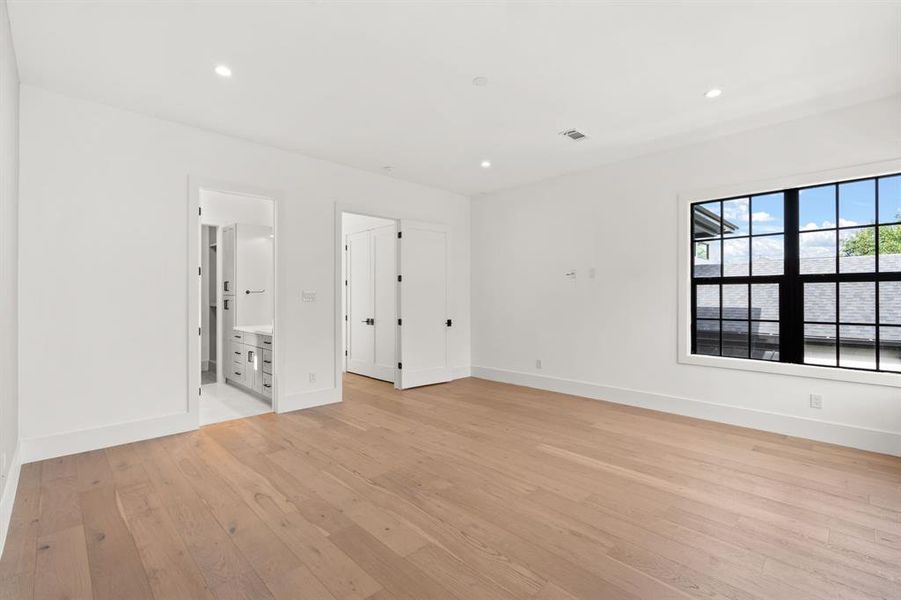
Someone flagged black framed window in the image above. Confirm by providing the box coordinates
[690,173,901,374]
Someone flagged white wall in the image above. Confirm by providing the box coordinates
[200,189,273,227]
[0,0,20,528]
[473,94,901,456]
[18,85,470,457]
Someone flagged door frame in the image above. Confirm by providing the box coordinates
[188,176,282,424]
[334,208,401,400]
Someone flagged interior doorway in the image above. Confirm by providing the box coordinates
[343,213,398,383]
[197,189,276,425]
[340,212,453,390]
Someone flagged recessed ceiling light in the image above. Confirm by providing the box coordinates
[704,88,722,99]
[472,76,488,87]
[481,160,491,169]
[214,64,232,78]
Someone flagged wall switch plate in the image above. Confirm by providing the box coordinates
[309,372,317,383]
[536,359,542,369]
[809,394,823,409]
[302,290,316,302]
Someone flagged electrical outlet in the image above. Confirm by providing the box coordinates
[809,393,823,409]
[535,359,542,369]
[309,372,317,384]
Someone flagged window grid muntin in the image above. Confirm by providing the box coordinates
[691,172,901,375]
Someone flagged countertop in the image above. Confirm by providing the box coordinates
[233,324,273,336]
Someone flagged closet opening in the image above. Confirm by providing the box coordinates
[342,212,399,384]
[197,188,276,425]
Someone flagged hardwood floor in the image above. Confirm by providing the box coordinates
[2,374,901,599]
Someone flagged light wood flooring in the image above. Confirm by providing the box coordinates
[1,374,901,599]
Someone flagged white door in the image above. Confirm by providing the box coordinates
[347,230,375,374]
[371,224,397,381]
[397,220,451,389]
[346,224,397,382]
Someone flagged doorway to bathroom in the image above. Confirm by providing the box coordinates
[196,188,276,425]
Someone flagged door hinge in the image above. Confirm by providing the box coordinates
[344,315,347,321]
[397,362,402,370]
[198,266,202,276]
[198,327,202,336]
[344,279,348,286]
[198,207,202,216]
[446,319,453,327]
[345,350,348,357]
[397,318,402,326]
[345,244,348,250]
[397,275,402,282]
[397,231,402,239]
[198,386,202,395]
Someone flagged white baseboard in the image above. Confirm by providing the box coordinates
[0,440,22,559]
[451,366,472,379]
[471,366,901,457]
[20,412,197,464]
[279,387,341,414]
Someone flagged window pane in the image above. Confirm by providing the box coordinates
[805,324,836,366]
[799,185,835,230]
[696,285,720,319]
[839,325,875,370]
[693,202,721,239]
[723,238,749,276]
[694,240,721,277]
[879,225,901,272]
[751,193,784,234]
[880,326,901,372]
[752,235,783,275]
[751,321,779,360]
[839,179,875,226]
[695,320,720,356]
[880,281,901,325]
[751,284,779,320]
[722,198,750,237]
[722,284,748,320]
[838,227,875,273]
[799,230,836,274]
[722,321,749,358]
[839,282,875,324]
[879,175,901,224]
[804,282,836,323]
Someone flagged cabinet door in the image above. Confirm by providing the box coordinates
[221,226,236,296]
[247,346,263,394]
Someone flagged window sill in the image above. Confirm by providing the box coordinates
[678,351,901,388]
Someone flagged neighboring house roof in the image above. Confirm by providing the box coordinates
[694,254,901,345]
[694,206,738,238]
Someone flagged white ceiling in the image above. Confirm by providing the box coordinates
[8,1,901,195]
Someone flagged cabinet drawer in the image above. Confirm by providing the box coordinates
[262,349,272,374]
[230,342,245,365]
[227,365,246,386]
[230,329,244,343]
[242,333,259,348]
[262,372,273,397]
[260,336,273,349]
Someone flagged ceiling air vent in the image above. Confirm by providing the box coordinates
[560,128,588,141]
